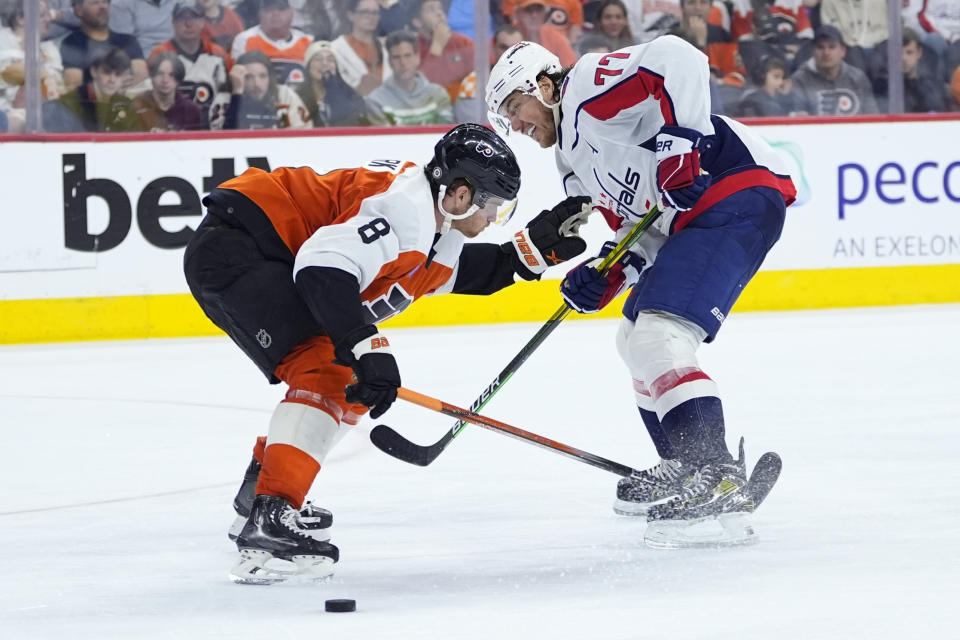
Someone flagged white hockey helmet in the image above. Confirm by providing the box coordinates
[485,41,562,135]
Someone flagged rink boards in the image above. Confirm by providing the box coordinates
[1,116,959,343]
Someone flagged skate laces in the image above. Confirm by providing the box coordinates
[279,505,311,539]
[647,459,683,481]
[677,466,715,500]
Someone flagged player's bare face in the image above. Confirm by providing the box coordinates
[452,210,492,237]
[502,92,557,148]
[244,63,271,100]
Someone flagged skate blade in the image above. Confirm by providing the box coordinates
[612,498,650,517]
[229,549,336,585]
[643,512,758,550]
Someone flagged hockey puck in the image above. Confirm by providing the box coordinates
[325,599,356,613]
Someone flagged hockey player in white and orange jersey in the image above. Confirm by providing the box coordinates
[183,124,591,583]
[487,39,796,549]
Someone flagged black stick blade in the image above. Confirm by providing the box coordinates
[370,424,441,467]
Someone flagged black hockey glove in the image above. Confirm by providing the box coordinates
[333,325,401,419]
[504,195,591,281]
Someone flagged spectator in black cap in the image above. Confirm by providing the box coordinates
[790,25,878,115]
[149,3,231,123]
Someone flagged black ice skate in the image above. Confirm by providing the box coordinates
[230,494,340,585]
[227,457,332,542]
[613,458,688,516]
[643,438,758,549]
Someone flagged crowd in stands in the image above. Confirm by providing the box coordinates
[0,0,958,133]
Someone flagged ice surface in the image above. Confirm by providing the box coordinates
[2,306,958,639]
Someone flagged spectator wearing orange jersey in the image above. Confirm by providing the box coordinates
[731,0,812,42]
[504,0,583,44]
[330,0,392,96]
[231,0,313,85]
[411,0,474,104]
[512,0,577,67]
[195,0,246,51]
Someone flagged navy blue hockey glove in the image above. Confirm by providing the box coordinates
[333,325,401,419]
[655,125,712,211]
[560,240,645,313]
[506,196,591,280]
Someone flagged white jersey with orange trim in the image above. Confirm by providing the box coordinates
[231,25,312,85]
[218,160,461,326]
[293,162,463,324]
[554,35,796,244]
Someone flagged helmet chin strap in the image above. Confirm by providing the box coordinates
[533,85,562,138]
[436,183,480,235]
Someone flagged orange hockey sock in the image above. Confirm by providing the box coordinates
[255,443,321,510]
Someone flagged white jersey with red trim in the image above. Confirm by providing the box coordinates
[554,35,796,246]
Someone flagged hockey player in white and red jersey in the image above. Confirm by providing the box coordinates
[486,37,796,548]
[184,124,590,583]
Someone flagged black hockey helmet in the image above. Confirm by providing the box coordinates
[426,124,521,225]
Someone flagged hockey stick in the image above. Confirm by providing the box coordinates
[388,387,639,476]
[370,205,663,466]
[389,385,785,502]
